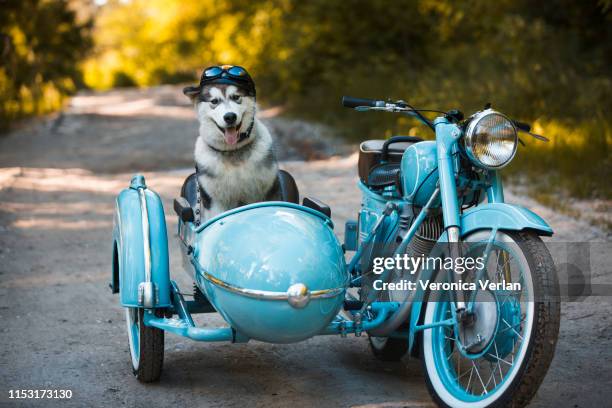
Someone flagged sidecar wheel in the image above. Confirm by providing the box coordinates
[368,336,409,361]
[125,308,164,383]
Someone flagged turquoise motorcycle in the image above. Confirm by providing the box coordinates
[111,96,559,407]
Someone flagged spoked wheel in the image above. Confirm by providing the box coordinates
[421,231,560,408]
[369,336,409,361]
[125,308,164,383]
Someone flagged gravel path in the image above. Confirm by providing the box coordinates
[0,86,610,407]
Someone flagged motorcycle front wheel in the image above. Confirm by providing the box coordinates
[421,230,560,408]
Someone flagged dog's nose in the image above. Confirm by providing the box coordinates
[223,112,237,125]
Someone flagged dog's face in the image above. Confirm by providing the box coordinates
[185,84,255,149]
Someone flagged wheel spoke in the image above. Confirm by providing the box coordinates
[484,362,496,389]
[457,367,472,380]
[486,353,513,366]
[498,318,522,334]
[502,318,524,340]
[494,342,505,384]
[457,348,461,382]
[472,361,488,395]
[466,365,475,392]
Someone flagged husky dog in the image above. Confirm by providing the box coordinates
[183,65,279,219]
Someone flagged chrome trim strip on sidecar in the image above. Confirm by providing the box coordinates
[138,187,152,283]
[200,270,345,300]
[137,186,156,308]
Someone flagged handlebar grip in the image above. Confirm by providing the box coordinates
[342,96,382,108]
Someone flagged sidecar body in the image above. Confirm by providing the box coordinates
[189,202,348,343]
[112,174,349,345]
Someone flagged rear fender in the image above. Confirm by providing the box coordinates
[112,175,171,308]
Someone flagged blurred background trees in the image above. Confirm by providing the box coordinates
[1,0,610,198]
[0,0,92,130]
[82,0,610,122]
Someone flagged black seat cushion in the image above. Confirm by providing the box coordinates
[180,169,300,210]
[180,172,200,208]
[358,138,417,186]
[277,169,299,204]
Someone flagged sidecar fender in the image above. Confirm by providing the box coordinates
[111,175,171,308]
[408,202,552,353]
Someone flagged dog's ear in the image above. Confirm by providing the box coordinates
[183,86,201,101]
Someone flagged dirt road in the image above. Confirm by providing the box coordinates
[0,86,610,407]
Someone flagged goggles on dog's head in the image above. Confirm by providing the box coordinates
[199,65,256,97]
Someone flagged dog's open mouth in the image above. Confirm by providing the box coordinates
[216,122,243,145]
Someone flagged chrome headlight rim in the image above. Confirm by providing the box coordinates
[464,109,518,170]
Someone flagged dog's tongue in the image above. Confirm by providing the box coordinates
[224,126,239,145]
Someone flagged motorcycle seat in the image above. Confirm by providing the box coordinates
[358,138,420,187]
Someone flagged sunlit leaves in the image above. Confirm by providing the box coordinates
[0,0,92,130]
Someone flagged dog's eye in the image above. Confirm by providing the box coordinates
[230,94,241,102]
[210,98,220,105]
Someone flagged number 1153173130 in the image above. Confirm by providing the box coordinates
[8,389,72,399]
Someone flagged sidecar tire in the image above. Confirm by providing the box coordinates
[368,336,409,361]
[126,308,164,383]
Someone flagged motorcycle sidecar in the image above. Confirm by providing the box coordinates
[112,174,349,358]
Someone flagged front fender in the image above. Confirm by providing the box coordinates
[408,202,552,353]
[112,175,171,308]
[460,202,552,237]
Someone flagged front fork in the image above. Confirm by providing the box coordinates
[434,118,506,314]
[435,118,466,311]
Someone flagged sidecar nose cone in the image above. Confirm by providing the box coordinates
[193,204,347,343]
[287,283,311,309]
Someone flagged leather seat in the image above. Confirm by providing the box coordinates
[360,140,414,154]
[180,173,200,209]
[277,169,299,204]
[180,169,300,209]
[358,138,420,186]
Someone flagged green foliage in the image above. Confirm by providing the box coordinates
[3,0,610,198]
[507,119,611,199]
[84,0,610,198]
[0,0,93,131]
[85,1,610,120]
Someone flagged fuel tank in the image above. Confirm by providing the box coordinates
[400,141,441,207]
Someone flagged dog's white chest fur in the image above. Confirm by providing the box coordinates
[194,120,278,218]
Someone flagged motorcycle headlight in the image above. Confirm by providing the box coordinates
[464,109,518,169]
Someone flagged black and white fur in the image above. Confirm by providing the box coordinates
[184,84,279,219]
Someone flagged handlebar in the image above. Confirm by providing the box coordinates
[342,95,435,131]
[342,96,384,109]
[343,95,546,142]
